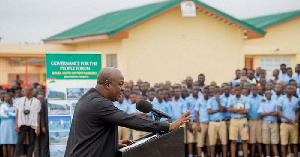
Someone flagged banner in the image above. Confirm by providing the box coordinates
[46,52,102,157]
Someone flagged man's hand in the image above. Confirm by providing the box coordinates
[15,126,20,132]
[197,124,201,132]
[42,127,47,134]
[118,139,135,149]
[292,120,298,125]
[287,118,293,124]
[169,110,192,131]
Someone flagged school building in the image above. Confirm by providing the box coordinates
[0,0,299,86]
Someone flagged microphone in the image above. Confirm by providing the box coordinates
[136,100,171,119]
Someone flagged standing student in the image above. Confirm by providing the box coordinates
[279,64,288,81]
[207,87,227,157]
[277,85,299,157]
[247,85,263,157]
[0,93,17,157]
[152,89,171,122]
[184,86,200,157]
[292,64,300,87]
[113,95,131,140]
[195,87,210,157]
[170,88,185,122]
[258,90,279,157]
[228,84,250,157]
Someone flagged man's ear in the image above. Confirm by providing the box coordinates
[105,80,110,90]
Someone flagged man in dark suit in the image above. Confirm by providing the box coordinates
[65,67,192,157]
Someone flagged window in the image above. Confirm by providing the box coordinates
[106,54,117,67]
[260,57,290,78]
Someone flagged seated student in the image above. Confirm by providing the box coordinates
[195,87,210,157]
[247,85,263,157]
[207,87,227,157]
[258,90,279,157]
[277,85,299,157]
[228,84,250,157]
[113,94,131,141]
[184,86,200,157]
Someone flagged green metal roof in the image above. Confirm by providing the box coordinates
[243,10,300,29]
[44,0,265,41]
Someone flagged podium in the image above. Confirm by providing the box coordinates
[118,127,184,157]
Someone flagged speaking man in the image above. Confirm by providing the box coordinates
[65,67,192,157]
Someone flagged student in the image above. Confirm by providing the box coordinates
[207,87,227,157]
[272,69,281,84]
[292,64,300,87]
[277,85,299,157]
[198,74,207,92]
[265,82,275,95]
[220,85,232,121]
[169,88,185,122]
[113,94,131,140]
[279,64,288,81]
[130,94,151,140]
[247,69,257,84]
[258,90,279,157]
[147,88,157,103]
[152,89,171,122]
[283,67,293,85]
[271,84,283,101]
[123,87,132,104]
[228,84,250,157]
[255,67,261,79]
[260,69,270,82]
[186,76,194,90]
[184,86,200,157]
[195,87,210,157]
[0,93,17,157]
[257,86,265,96]
[247,85,263,157]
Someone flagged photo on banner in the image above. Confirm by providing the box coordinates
[46,51,102,156]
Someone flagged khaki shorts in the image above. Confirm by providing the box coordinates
[248,119,262,144]
[229,118,249,141]
[185,122,196,144]
[196,123,210,147]
[208,121,227,145]
[132,130,149,140]
[118,126,131,140]
[280,123,298,145]
[262,121,279,144]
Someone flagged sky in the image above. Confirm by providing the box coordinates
[0,0,300,44]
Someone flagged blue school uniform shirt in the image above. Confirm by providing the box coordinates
[195,97,209,123]
[207,97,225,121]
[279,73,289,82]
[113,101,130,113]
[169,97,185,121]
[122,97,132,105]
[257,98,278,121]
[183,96,198,121]
[277,95,299,122]
[248,94,263,119]
[292,74,300,86]
[283,75,293,85]
[271,93,283,102]
[152,100,171,121]
[220,94,232,119]
[228,95,250,118]
[129,103,152,117]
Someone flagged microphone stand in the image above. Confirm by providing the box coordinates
[152,112,168,135]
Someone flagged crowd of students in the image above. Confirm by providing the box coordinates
[0,83,48,157]
[114,64,300,157]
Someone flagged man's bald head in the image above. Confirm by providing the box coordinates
[24,85,34,98]
[97,67,123,84]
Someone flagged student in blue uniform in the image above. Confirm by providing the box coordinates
[207,87,227,157]
[292,64,300,87]
[184,86,200,157]
[228,84,250,157]
[277,85,299,157]
[170,88,185,122]
[195,87,210,157]
[0,93,17,157]
[113,94,131,140]
[258,90,279,157]
[152,89,171,122]
[247,85,263,157]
